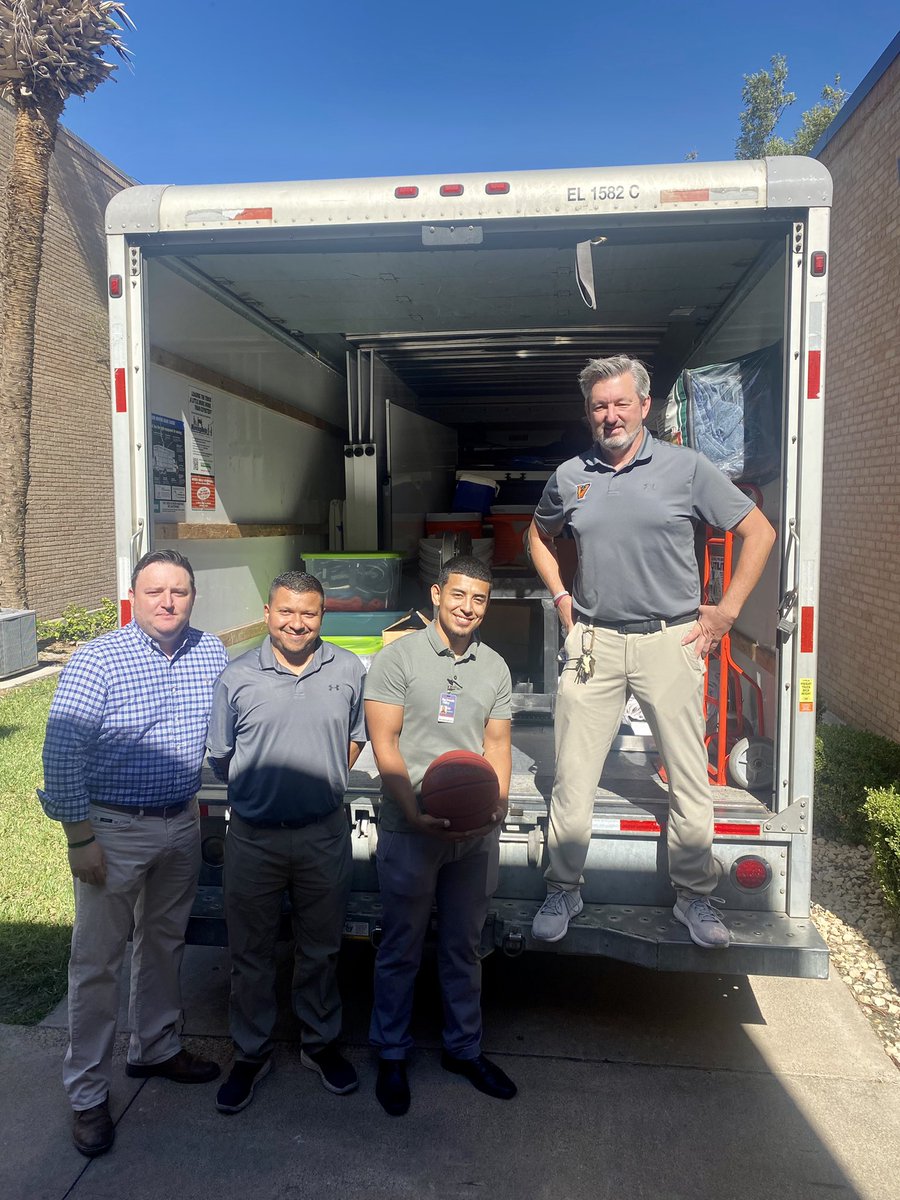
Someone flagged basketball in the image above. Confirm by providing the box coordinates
[420,750,500,832]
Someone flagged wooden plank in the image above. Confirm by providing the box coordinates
[155,522,326,539]
[150,347,346,440]
[217,620,267,648]
[731,628,777,676]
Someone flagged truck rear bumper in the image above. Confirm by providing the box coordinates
[187,888,829,980]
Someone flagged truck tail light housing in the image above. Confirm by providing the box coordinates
[440,183,464,197]
[731,855,772,891]
[811,251,827,276]
[108,274,123,297]
[394,186,419,199]
[485,181,510,195]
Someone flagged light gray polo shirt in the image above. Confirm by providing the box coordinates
[533,430,755,623]
[207,636,366,823]
[363,622,512,833]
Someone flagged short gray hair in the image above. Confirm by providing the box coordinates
[578,355,651,402]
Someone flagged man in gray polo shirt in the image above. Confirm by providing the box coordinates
[528,355,775,948]
[207,571,366,1113]
[364,555,514,1116]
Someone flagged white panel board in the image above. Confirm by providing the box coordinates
[386,401,457,558]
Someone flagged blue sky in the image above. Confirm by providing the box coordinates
[60,1,898,184]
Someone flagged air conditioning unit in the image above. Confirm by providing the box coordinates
[0,609,39,680]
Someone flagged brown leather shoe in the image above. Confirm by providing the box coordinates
[125,1048,220,1084]
[72,1101,115,1157]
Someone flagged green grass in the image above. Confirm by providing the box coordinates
[0,676,74,1024]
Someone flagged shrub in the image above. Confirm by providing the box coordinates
[863,786,900,918]
[37,598,117,645]
[814,723,900,843]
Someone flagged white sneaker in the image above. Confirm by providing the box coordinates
[673,895,731,949]
[532,888,583,942]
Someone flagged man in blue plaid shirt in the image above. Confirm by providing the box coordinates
[39,549,228,1158]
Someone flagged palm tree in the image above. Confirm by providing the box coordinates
[0,1,132,608]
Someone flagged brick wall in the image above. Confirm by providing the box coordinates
[0,99,131,618]
[817,57,900,740]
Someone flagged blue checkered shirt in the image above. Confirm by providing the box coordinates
[39,620,228,823]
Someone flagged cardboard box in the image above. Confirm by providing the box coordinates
[382,609,432,644]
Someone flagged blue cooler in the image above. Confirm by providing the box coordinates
[452,472,499,514]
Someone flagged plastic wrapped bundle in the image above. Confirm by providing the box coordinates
[658,343,782,484]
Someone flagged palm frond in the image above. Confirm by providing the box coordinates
[0,1,134,102]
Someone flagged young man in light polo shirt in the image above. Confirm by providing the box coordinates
[207,571,367,1113]
[364,554,514,1116]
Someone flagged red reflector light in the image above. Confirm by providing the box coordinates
[485,181,510,195]
[119,598,132,627]
[440,183,464,196]
[807,349,822,399]
[394,186,419,198]
[108,274,123,298]
[811,251,827,276]
[733,857,770,889]
[713,822,761,836]
[114,366,127,413]
[800,606,815,653]
[620,819,662,833]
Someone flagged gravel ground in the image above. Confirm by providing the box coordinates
[810,836,900,1070]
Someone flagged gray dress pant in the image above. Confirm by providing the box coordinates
[224,807,352,1061]
[64,801,200,1110]
[370,827,500,1061]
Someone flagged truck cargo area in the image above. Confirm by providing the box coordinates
[109,162,830,975]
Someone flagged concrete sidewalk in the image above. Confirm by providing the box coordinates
[2,946,899,1199]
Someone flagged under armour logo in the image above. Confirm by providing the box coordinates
[328,684,341,691]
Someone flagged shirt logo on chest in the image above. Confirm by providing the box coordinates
[576,483,591,500]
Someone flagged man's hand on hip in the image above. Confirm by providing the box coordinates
[69,840,107,886]
[681,604,735,658]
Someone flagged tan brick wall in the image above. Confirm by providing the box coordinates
[0,99,131,619]
[818,58,900,740]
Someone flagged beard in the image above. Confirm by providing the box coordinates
[596,424,641,454]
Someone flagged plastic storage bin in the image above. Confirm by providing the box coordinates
[425,512,483,537]
[302,553,402,611]
[489,506,533,567]
[320,634,383,670]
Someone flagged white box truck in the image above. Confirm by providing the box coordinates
[105,157,831,977]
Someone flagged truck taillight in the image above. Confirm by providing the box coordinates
[811,251,827,276]
[440,183,464,196]
[108,274,123,297]
[394,186,419,198]
[731,856,771,891]
[485,181,510,195]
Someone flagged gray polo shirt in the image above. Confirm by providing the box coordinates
[533,430,755,623]
[207,636,366,823]
[364,623,512,833]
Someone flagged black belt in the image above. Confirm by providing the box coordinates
[576,611,698,635]
[234,809,337,831]
[94,800,191,819]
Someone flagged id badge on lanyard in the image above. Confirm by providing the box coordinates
[438,691,457,723]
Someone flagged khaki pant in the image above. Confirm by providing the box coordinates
[64,801,200,1111]
[223,808,352,1062]
[547,620,716,898]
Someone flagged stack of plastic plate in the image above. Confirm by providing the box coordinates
[418,537,494,588]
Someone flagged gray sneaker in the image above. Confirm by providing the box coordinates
[532,888,583,942]
[673,896,731,948]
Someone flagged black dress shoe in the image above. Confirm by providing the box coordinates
[375,1059,410,1116]
[125,1048,220,1084]
[441,1051,517,1100]
[72,1100,115,1157]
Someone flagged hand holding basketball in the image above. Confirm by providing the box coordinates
[420,750,501,833]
